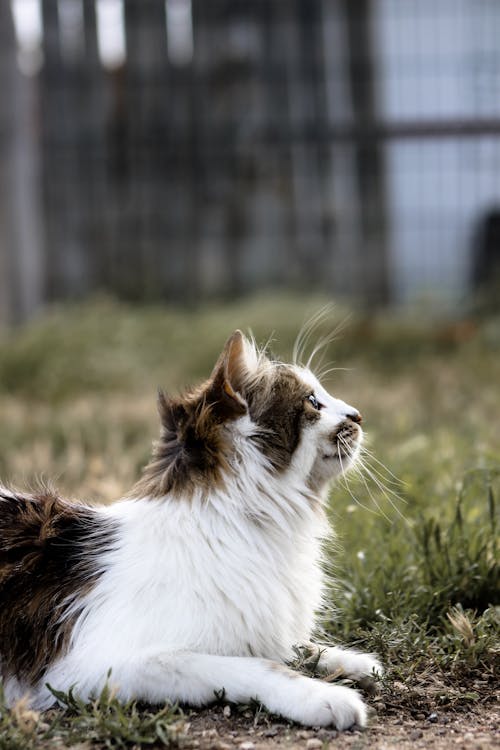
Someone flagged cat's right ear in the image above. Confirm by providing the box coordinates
[208,330,248,419]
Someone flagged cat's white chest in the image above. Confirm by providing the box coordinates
[67,499,325,664]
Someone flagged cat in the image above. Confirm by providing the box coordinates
[0,330,381,729]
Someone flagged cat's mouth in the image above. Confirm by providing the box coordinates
[309,420,362,490]
[323,421,362,462]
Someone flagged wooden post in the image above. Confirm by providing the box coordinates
[0,1,44,325]
[124,0,172,299]
[343,0,389,305]
[0,0,16,325]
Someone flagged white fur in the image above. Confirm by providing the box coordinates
[5,363,381,728]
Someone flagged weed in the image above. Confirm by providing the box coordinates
[0,682,187,749]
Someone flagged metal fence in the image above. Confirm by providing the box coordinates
[1,0,500,324]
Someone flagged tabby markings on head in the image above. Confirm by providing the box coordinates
[133,331,322,498]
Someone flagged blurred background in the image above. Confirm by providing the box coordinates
[2,0,500,325]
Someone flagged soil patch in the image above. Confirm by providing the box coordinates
[186,703,499,750]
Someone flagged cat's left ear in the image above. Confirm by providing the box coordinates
[208,330,248,419]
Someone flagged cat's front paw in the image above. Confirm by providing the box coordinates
[322,648,383,681]
[294,683,367,729]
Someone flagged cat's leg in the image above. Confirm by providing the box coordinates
[299,642,383,681]
[91,650,368,730]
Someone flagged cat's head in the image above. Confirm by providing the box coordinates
[135,330,362,498]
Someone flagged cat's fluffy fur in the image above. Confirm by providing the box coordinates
[0,330,381,729]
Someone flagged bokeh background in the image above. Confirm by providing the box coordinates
[2,0,500,324]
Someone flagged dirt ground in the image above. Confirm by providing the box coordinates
[185,701,499,750]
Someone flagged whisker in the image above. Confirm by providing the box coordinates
[315,365,352,382]
[358,451,408,505]
[354,467,393,524]
[359,444,408,487]
[305,316,351,372]
[336,440,381,518]
[358,448,405,491]
[293,306,333,366]
[361,462,408,522]
[293,307,352,374]
[347,471,393,524]
[337,437,392,523]
[337,434,408,522]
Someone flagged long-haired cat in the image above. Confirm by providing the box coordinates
[0,330,381,729]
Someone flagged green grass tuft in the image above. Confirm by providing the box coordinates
[0,682,187,750]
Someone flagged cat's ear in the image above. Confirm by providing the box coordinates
[208,330,248,419]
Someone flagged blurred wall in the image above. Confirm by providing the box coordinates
[1,0,43,325]
[2,0,500,324]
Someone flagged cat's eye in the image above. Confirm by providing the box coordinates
[307,394,323,410]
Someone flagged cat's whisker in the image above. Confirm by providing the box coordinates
[358,449,408,506]
[304,334,332,371]
[305,317,351,372]
[336,440,382,518]
[347,470,393,525]
[337,474,381,518]
[358,445,408,487]
[293,306,351,373]
[358,461,409,522]
[314,365,352,382]
[293,306,333,366]
[337,437,392,523]
[358,456,403,490]
[357,449,406,496]
[336,433,405,522]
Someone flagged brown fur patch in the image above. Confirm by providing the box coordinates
[247,367,319,471]
[132,389,240,497]
[0,487,116,686]
[133,332,249,499]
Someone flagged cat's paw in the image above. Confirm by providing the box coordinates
[322,648,383,681]
[298,683,367,729]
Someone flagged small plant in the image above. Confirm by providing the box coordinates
[417,469,498,618]
[0,681,187,750]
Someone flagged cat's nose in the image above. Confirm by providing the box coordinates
[346,411,362,424]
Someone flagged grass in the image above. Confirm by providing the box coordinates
[0,293,498,747]
[0,684,187,750]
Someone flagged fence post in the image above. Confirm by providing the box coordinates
[0,0,17,326]
[0,1,44,326]
[343,0,389,305]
